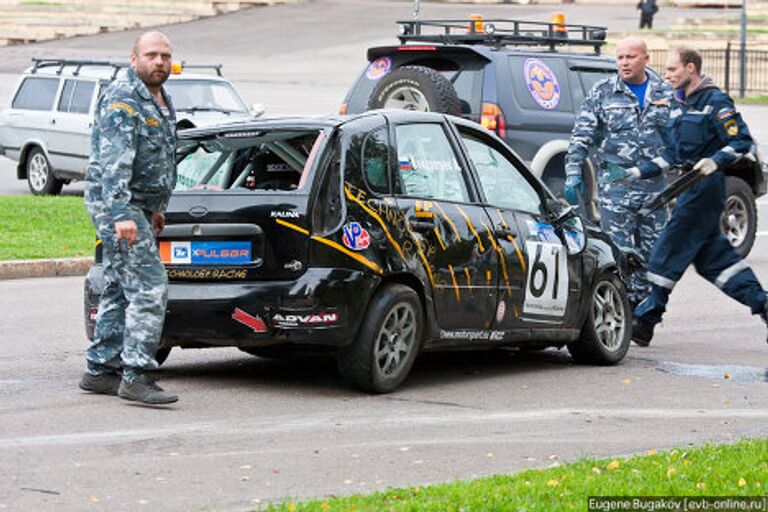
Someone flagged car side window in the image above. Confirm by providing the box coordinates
[58,79,95,114]
[362,127,389,194]
[394,123,469,202]
[12,77,59,111]
[460,130,543,215]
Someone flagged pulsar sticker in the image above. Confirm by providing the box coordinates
[523,241,568,316]
[366,57,392,80]
[342,222,371,250]
[523,58,561,110]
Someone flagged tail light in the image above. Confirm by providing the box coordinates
[339,102,348,115]
[481,102,506,138]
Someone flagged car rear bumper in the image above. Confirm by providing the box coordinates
[85,266,379,348]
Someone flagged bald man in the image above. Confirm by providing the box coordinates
[81,31,178,404]
[565,37,674,333]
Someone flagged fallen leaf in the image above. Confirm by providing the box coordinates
[622,378,632,385]
[683,459,691,466]
[322,501,330,510]
[170,452,179,456]
[606,460,621,470]
[272,469,280,474]
[711,383,720,388]
[400,446,410,452]
[724,373,731,379]
[548,454,559,460]
[667,467,676,478]
[89,496,100,503]
[412,459,423,465]
[723,400,730,405]
[240,476,250,481]
[647,449,656,456]
[592,466,602,474]
[344,479,354,484]
[486,452,494,459]
[240,465,252,470]
[738,478,747,487]
[547,479,559,487]
[696,482,706,490]
[250,499,262,505]
[288,502,296,512]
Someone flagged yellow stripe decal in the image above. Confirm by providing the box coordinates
[436,202,461,241]
[448,264,460,302]
[404,222,434,286]
[486,270,492,286]
[275,218,309,236]
[344,186,407,264]
[497,210,526,273]
[463,268,472,291]
[482,220,512,297]
[276,218,382,274]
[455,205,485,253]
[433,226,446,251]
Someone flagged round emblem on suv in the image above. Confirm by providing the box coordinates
[189,205,208,218]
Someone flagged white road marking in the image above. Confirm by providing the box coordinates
[2,408,767,449]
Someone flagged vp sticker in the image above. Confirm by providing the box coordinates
[523,58,561,110]
[366,57,392,80]
[342,222,371,251]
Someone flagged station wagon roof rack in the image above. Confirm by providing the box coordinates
[30,58,224,79]
[396,18,608,54]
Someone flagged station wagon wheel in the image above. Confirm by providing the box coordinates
[26,147,63,195]
[721,176,756,258]
[568,272,630,365]
[338,284,422,393]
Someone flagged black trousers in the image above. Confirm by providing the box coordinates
[640,13,654,29]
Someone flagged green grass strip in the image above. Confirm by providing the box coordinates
[0,195,94,260]
[265,437,767,511]
[736,95,768,105]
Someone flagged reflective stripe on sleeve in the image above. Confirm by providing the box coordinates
[714,260,749,288]
[647,271,677,290]
[651,156,670,171]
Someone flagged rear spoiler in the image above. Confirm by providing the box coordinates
[366,45,491,63]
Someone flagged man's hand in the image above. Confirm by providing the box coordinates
[564,174,584,205]
[114,220,138,245]
[152,212,165,236]
[693,158,718,176]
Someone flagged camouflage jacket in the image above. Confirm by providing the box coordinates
[565,73,674,192]
[85,67,176,223]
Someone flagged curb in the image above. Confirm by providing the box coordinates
[0,257,93,280]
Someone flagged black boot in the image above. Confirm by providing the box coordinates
[118,375,178,404]
[632,318,655,347]
[79,372,121,396]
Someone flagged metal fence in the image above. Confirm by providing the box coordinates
[649,46,768,96]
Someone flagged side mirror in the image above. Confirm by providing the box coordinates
[546,197,576,222]
[251,103,265,118]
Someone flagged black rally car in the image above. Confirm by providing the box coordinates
[85,110,633,393]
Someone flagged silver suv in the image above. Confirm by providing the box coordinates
[0,59,263,195]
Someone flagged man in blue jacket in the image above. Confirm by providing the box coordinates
[629,46,768,346]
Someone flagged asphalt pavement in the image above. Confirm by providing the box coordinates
[0,2,767,510]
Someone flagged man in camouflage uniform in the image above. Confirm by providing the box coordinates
[565,36,674,315]
[79,31,178,404]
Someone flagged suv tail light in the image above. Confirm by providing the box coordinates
[481,102,506,138]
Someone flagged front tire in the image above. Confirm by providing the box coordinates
[26,147,62,195]
[568,272,630,364]
[338,284,422,393]
[721,176,756,258]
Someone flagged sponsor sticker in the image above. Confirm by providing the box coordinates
[526,220,557,242]
[160,241,251,265]
[496,300,506,323]
[342,222,371,251]
[272,311,339,328]
[366,57,392,80]
[523,58,561,110]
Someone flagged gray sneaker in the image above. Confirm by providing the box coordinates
[79,372,121,396]
[118,375,178,405]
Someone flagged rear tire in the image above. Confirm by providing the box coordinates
[721,176,756,258]
[368,66,461,116]
[26,147,62,195]
[338,284,422,393]
[568,272,630,365]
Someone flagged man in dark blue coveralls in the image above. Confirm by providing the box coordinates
[630,46,768,346]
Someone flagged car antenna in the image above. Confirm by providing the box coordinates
[412,0,420,20]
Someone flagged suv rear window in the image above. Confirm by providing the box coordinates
[58,79,95,114]
[12,77,59,111]
[175,129,326,192]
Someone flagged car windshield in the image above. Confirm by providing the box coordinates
[175,128,328,192]
[165,79,248,114]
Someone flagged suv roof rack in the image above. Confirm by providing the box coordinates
[396,18,607,54]
[30,58,223,79]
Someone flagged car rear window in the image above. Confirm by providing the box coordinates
[175,128,327,192]
[164,79,247,114]
[12,77,59,111]
[58,79,96,114]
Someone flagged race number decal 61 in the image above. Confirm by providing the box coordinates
[523,241,568,316]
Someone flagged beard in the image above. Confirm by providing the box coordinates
[136,63,170,87]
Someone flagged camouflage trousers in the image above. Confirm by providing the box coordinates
[85,211,168,382]
[598,187,668,306]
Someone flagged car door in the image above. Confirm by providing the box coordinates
[49,78,97,176]
[454,124,583,331]
[391,120,498,331]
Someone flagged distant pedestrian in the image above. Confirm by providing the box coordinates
[79,31,179,405]
[637,0,658,29]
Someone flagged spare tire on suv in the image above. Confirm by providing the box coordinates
[368,65,461,115]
